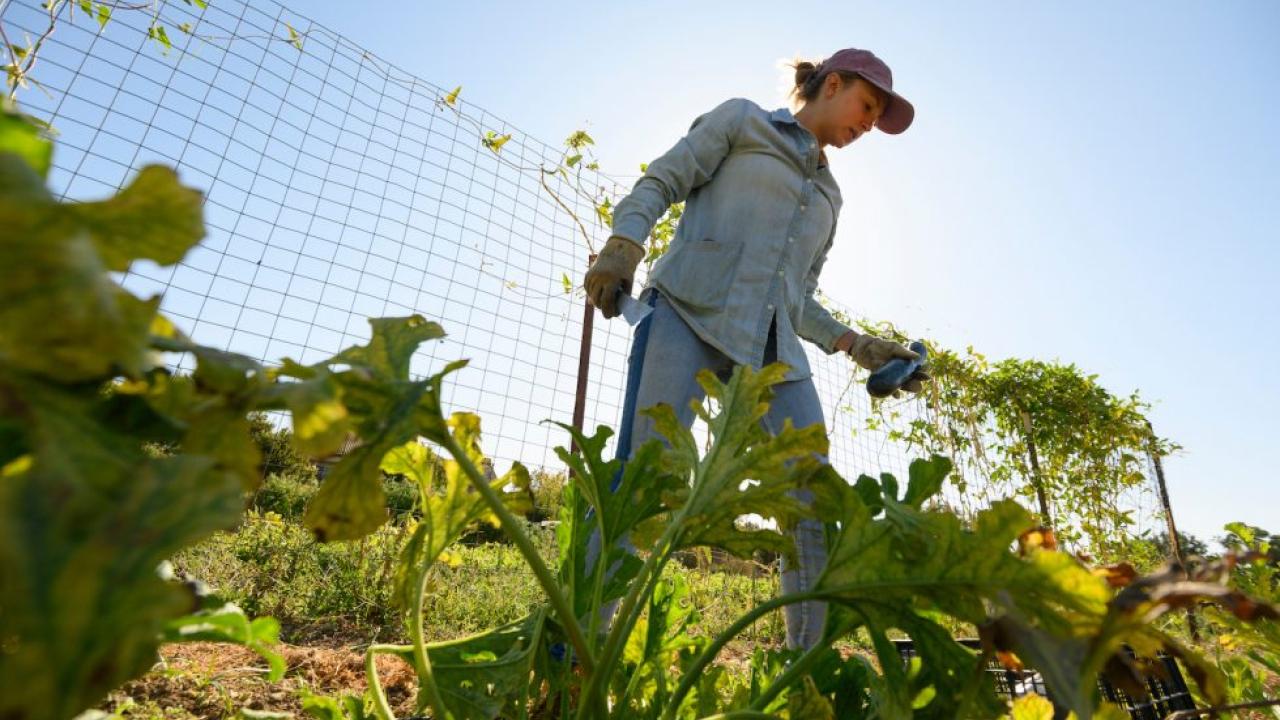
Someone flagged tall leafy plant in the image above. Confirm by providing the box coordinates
[0,109,284,718]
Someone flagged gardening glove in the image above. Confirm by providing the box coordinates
[843,332,931,396]
[584,235,645,319]
[900,369,931,394]
[844,332,919,372]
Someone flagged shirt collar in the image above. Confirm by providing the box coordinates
[772,107,829,169]
[770,107,799,125]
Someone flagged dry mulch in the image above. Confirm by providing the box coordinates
[104,641,419,718]
[102,636,786,718]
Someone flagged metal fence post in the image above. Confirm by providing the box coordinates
[1146,420,1200,640]
[570,254,597,455]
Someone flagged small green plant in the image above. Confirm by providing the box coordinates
[1201,523,1280,715]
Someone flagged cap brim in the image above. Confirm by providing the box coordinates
[866,79,914,134]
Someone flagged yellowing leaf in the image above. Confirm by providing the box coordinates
[444,86,461,106]
[65,164,206,272]
[389,420,532,609]
[1008,693,1054,720]
[304,443,388,541]
[1,454,32,477]
[264,360,349,458]
[0,172,164,380]
[786,676,835,719]
[148,24,172,53]
[482,131,512,154]
[564,130,594,149]
[380,440,433,484]
[331,315,444,382]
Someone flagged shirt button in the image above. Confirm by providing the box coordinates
[800,204,807,211]
[777,270,785,276]
[787,237,795,243]
[766,303,774,310]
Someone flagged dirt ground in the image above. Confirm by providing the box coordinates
[102,638,771,719]
[104,641,420,718]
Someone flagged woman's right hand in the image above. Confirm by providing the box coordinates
[584,236,645,318]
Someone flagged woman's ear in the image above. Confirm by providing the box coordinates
[823,72,844,100]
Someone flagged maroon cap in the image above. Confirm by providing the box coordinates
[816,48,915,134]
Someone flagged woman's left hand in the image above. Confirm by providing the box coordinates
[838,331,931,394]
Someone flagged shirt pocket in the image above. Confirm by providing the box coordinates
[664,238,745,313]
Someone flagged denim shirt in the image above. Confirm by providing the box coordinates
[611,97,851,381]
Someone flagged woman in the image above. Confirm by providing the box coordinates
[583,48,927,650]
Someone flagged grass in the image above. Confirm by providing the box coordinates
[174,513,793,649]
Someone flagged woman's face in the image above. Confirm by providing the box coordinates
[818,76,887,149]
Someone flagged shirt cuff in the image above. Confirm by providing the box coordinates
[806,314,852,355]
[608,233,646,253]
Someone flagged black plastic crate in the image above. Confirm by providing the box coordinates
[892,639,1197,718]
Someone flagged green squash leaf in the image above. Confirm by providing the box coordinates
[65,165,206,272]
[0,110,52,178]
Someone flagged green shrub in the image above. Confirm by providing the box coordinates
[249,472,318,520]
[249,469,428,522]
[248,413,319,481]
[382,475,419,518]
[174,514,561,640]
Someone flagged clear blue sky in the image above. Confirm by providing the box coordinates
[291,0,1279,544]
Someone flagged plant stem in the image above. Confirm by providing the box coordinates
[602,553,676,713]
[578,512,687,720]
[540,169,594,254]
[409,565,452,720]
[662,587,911,719]
[441,434,594,675]
[695,713,780,720]
[365,644,412,720]
[586,400,743,719]
[747,639,828,711]
[660,594,800,720]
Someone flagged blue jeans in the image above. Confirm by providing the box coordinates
[590,288,829,650]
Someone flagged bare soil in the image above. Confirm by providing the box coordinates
[104,641,419,718]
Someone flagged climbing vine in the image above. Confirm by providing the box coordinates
[821,306,1174,561]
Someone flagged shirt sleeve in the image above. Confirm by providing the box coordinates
[798,221,853,353]
[610,98,751,248]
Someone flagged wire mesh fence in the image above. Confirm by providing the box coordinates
[2,0,1173,551]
